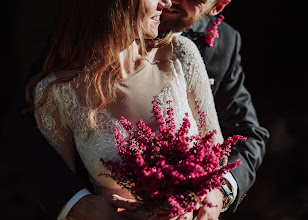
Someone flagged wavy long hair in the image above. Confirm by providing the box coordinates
[26,0,173,112]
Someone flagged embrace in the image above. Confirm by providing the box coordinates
[21,0,269,219]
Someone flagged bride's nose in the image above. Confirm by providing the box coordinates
[158,0,172,9]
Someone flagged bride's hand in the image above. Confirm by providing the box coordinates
[111,194,149,220]
[68,194,138,220]
[176,211,194,220]
[196,188,223,220]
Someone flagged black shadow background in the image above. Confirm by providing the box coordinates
[1,1,307,219]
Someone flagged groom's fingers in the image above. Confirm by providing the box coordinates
[111,194,140,210]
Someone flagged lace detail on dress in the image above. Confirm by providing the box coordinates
[153,61,199,138]
[173,36,207,92]
[33,35,223,189]
[171,36,223,139]
[34,75,72,153]
[35,75,126,174]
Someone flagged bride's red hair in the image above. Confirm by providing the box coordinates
[26,0,172,111]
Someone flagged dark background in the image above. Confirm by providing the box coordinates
[1,1,307,219]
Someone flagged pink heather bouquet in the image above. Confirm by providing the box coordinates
[100,100,245,218]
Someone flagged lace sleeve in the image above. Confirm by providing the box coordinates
[34,75,76,170]
[174,36,224,144]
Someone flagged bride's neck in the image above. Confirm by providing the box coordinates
[119,40,153,80]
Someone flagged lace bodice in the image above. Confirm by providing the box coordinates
[34,35,223,192]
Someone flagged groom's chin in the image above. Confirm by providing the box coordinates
[159,17,196,36]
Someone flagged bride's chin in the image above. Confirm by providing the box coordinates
[143,26,159,39]
[144,32,158,40]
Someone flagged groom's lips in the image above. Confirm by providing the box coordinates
[163,7,181,16]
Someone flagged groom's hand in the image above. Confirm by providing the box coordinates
[68,194,138,220]
[196,189,223,220]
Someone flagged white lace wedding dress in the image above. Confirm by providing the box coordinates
[34,35,223,209]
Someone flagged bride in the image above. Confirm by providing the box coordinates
[27,0,224,219]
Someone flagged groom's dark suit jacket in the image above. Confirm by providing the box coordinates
[6,15,269,219]
[186,15,269,214]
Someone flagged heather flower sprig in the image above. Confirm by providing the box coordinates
[204,15,225,47]
[100,99,246,217]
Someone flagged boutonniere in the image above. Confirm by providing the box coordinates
[204,15,225,47]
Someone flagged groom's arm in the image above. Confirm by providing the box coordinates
[191,15,269,212]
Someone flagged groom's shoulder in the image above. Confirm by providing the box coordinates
[205,15,241,55]
[211,15,239,41]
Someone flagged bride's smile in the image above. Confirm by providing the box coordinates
[142,0,172,38]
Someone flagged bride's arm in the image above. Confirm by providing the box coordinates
[186,70,224,145]
[174,36,234,219]
[34,78,76,172]
[174,36,223,144]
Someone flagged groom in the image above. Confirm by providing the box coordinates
[163,0,270,218]
[159,0,269,219]
[9,0,269,219]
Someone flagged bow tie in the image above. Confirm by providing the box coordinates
[181,29,209,49]
[182,29,206,41]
